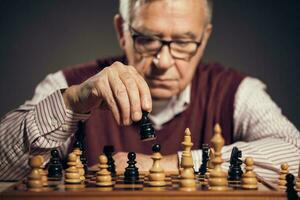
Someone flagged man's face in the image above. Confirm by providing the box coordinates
[118,0,212,99]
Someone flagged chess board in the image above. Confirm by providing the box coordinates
[0,171,286,200]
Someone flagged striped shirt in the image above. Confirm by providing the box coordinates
[0,70,299,182]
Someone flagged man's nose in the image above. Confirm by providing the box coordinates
[153,45,175,70]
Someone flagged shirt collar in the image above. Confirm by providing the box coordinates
[149,84,191,130]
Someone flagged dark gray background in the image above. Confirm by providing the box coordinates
[0,0,299,129]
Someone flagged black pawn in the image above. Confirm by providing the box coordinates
[47,149,63,180]
[139,111,156,141]
[152,143,161,153]
[286,173,299,200]
[80,151,88,173]
[124,152,139,183]
[74,121,88,173]
[103,145,116,177]
[228,147,243,181]
[199,144,209,175]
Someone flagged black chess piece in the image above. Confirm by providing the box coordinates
[152,143,161,153]
[199,144,209,175]
[124,152,139,183]
[74,121,88,173]
[103,145,116,177]
[228,146,243,181]
[286,173,299,200]
[80,151,88,173]
[47,149,63,180]
[139,111,156,141]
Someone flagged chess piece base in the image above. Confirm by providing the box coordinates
[179,179,196,188]
[96,182,114,187]
[65,179,82,184]
[209,186,230,191]
[242,185,258,190]
[148,181,167,187]
[27,180,43,189]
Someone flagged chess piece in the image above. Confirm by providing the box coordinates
[37,155,48,187]
[139,111,156,141]
[74,121,88,173]
[208,124,228,191]
[148,144,166,187]
[278,162,289,190]
[73,140,88,172]
[179,128,196,191]
[47,149,63,180]
[96,154,113,187]
[65,153,81,184]
[228,147,243,182]
[27,156,43,190]
[79,151,88,174]
[199,144,209,176]
[241,157,258,190]
[296,161,300,192]
[103,145,116,177]
[285,173,298,200]
[73,148,85,181]
[124,152,139,183]
[205,147,215,179]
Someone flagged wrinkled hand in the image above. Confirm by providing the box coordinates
[113,152,179,172]
[113,152,152,172]
[63,61,152,125]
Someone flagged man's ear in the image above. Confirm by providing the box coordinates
[204,23,213,40]
[199,23,213,51]
[114,14,126,49]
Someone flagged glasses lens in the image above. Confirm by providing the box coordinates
[134,36,161,55]
[170,42,198,59]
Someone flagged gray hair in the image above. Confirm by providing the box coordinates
[119,0,213,27]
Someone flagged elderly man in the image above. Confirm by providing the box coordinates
[0,0,299,182]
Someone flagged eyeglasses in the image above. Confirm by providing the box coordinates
[129,26,203,60]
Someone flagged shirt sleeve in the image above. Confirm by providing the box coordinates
[181,77,300,182]
[0,71,90,180]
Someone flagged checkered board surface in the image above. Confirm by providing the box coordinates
[0,171,286,200]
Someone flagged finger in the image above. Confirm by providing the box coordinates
[107,69,131,125]
[134,73,152,112]
[119,71,142,122]
[96,76,121,125]
[113,152,127,171]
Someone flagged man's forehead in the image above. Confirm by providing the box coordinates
[133,25,199,40]
[131,0,206,38]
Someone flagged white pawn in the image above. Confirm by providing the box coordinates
[36,155,48,187]
[278,162,289,190]
[65,153,81,184]
[27,156,43,190]
[96,154,113,187]
[148,144,166,187]
[73,148,85,181]
[241,157,258,190]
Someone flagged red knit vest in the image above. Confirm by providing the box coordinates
[63,56,245,166]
